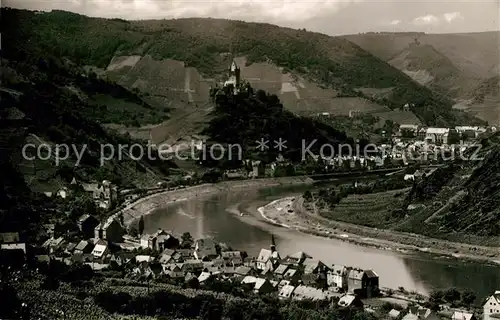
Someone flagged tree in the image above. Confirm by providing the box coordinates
[181,232,194,248]
[443,287,461,304]
[303,190,312,201]
[138,216,144,236]
[460,289,476,306]
[429,290,443,304]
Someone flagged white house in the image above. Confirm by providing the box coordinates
[425,128,449,144]
[452,311,476,320]
[484,291,500,320]
[328,264,349,290]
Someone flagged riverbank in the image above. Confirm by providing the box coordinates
[258,197,500,266]
[119,176,314,227]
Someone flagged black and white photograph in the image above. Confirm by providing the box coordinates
[1,0,499,319]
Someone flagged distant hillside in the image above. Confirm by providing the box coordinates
[466,76,500,124]
[1,55,176,193]
[388,44,479,98]
[2,8,482,128]
[344,31,499,79]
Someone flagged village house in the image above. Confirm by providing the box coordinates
[452,311,477,320]
[241,276,275,294]
[94,217,124,243]
[91,240,109,263]
[425,128,451,145]
[347,268,379,298]
[82,180,118,210]
[283,268,301,285]
[165,264,185,280]
[399,124,419,138]
[337,293,363,310]
[56,187,70,199]
[42,236,66,254]
[256,235,281,270]
[181,259,204,273]
[140,229,179,251]
[193,238,218,261]
[273,264,289,279]
[389,309,401,319]
[303,258,328,274]
[408,306,441,320]
[282,251,312,265]
[220,251,243,266]
[293,285,332,301]
[110,252,134,267]
[77,214,99,239]
[198,271,219,284]
[327,265,349,291]
[483,291,500,320]
[0,232,26,266]
[74,240,93,254]
[279,284,296,300]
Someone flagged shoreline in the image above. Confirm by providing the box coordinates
[118,176,314,228]
[258,197,500,266]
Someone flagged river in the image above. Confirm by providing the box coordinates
[143,183,500,300]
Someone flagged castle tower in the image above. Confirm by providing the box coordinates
[229,60,240,86]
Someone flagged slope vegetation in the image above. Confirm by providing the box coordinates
[388,44,479,98]
[3,8,481,127]
[1,55,175,193]
[401,133,500,244]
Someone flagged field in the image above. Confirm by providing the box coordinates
[319,189,409,229]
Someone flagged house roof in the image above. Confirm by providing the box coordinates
[135,255,154,263]
[284,269,297,277]
[303,259,324,273]
[452,311,475,320]
[289,251,312,260]
[426,128,449,135]
[402,314,419,320]
[364,270,378,278]
[198,272,213,283]
[257,249,272,263]
[293,285,329,301]
[235,266,252,275]
[488,291,500,304]
[331,264,347,274]
[254,278,269,290]
[279,285,295,298]
[162,248,176,256]
[0,232,20,243]
[92,244,107,257]
[159,254,173,264]
[241,276,257,284]
[1,243,26,253]
[78,214,91,223]
[338,294,359,307]
[389,309,401,318]
[221,251,241,258]
[274,264,289,275]
[348,268,364,280]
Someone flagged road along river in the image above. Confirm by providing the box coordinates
[142,182,500,300]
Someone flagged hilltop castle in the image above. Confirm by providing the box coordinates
[209,59,253,102]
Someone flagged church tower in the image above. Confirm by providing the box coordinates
[270,234,276,252]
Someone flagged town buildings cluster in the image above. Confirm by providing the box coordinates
[2,225,498,320]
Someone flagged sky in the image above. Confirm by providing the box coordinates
[5,0,500,35]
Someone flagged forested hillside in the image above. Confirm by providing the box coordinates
[2,8,481,127]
